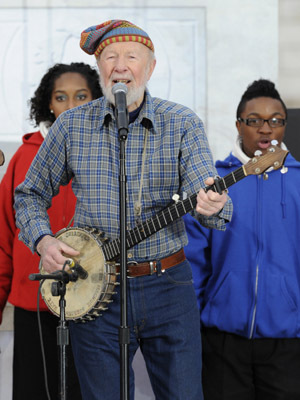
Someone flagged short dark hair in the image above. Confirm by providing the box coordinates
[236,79,287,120]
[29,62,103,126]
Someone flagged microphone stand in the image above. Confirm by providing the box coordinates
[52,277,69,400]
[112,83,130,400]
[51,264,82,400]
[31,267,77,399]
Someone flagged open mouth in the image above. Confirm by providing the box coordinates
[258,139,271,150]
[112,79,131,84]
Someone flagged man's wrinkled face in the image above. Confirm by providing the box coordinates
[97,41,156,112]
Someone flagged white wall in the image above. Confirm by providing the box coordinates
[278,0,300,108]
[0,0,278,160]
[0,1,278,399]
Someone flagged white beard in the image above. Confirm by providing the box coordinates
[100,78,146,108]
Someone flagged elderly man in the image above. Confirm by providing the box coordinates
[15,20,232,400]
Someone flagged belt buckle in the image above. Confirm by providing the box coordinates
[149,261,155,275]
[127,260,137,278]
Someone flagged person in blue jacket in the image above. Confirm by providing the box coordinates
[184,78,300,400]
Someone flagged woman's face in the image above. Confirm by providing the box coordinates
[49,72,93,119]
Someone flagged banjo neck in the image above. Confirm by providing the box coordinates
[102,169,242,261]
[101,145,288,261]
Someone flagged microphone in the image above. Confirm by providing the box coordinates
[29,260,88,282]
[69,262,88,280]
[29,271,77,282]
[111,82,129,139]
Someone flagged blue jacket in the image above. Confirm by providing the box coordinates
[184,151,300,339]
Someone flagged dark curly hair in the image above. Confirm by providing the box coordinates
[29,62,102,126]
[236,79,287,120]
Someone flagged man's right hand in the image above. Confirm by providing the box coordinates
[37,235,80,274]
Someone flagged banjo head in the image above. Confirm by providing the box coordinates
[40,227,118,321]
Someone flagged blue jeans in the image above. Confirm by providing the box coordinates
[69,259,203,400]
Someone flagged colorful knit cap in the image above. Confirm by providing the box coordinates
[80,20,155,57]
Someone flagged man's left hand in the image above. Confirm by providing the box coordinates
[195,177,228,216]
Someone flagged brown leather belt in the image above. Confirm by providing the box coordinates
[116,248,186,278]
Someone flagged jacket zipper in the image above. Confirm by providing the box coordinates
[249,264,259,338]
[249,175,262,339]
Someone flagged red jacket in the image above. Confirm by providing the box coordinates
[0,131,76,323]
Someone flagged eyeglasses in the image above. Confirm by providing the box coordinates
[237,117,286,128]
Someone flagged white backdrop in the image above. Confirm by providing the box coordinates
[0,0,278,161]
[0,6,206,141]
[0,0,278,399]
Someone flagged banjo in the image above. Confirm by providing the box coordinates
[39,145,288,322]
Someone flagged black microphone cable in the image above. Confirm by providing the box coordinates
[36,280,52,400]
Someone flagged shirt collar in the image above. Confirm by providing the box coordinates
[39,121,52,138]
[102,88,158,133]
[137,89,157,133]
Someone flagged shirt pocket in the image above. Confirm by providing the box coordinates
[148,148,180,205]
[256,274,299,337]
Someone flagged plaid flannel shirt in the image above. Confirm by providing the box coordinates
[15,90,232,261]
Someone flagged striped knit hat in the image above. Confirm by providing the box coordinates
[80,20,155,57]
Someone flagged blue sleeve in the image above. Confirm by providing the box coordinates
[183,213,212,310]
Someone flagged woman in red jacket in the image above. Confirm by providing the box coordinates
[0,62,102,400]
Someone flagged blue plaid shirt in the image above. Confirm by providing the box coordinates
[15,90,232,261]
